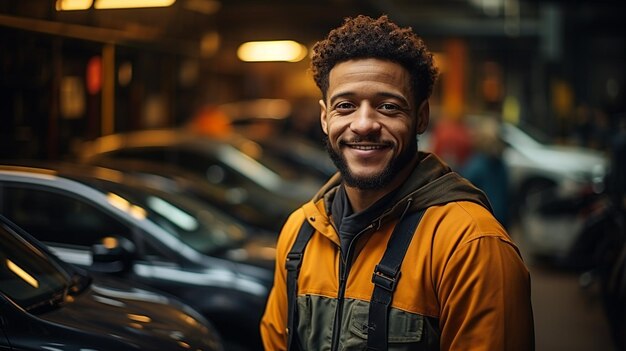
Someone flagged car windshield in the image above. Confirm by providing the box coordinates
[92,179,248,255]
[0,221,70,311]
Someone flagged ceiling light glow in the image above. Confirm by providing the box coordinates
[237,40,308,62]
[94,0,176,9]
[56,0,93,11]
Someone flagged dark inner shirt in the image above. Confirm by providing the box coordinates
[331,184,401,260]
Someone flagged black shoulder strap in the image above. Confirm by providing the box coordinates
[367,208,426,351]
[285,219,315,351]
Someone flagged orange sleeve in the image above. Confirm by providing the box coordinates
[260,211,304,351]
[438,236,535,351]
[260,261,288,350]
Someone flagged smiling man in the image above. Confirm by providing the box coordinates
[261,15,534,351]
[321,58,426,207]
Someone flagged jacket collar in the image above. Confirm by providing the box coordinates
[303,151,492,240]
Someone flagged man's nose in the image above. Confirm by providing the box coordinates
[350,102,381,135]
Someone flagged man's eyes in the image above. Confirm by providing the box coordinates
[335,102,355,110]
[378,103,399,111]
[334,102,400,111]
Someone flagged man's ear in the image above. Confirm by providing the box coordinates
[319,99,328,135]
[416,100,430,134]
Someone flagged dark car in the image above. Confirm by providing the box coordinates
[77,157,286,234]
[77,129,321,223]
[0,214,223,351]
[245,132,336,180]
[0,164,275,351]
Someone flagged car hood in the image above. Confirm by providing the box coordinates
[505,144,607,180]
[39,273,221,350]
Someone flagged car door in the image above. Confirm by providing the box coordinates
[0,181,217,296]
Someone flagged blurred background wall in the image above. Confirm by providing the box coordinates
[1,2,626,350]
[0,0,623,160]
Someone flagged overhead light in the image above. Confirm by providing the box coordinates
[95,0,176,9]
[237,40,308,62]
[56,0,176,10]
[56,0,93,11]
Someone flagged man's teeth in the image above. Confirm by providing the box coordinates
[352,145,382,150]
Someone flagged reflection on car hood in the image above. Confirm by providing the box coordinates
[504,143,607,179]
[40,274,220,350]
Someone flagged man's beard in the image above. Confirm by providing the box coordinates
[324,135,417,190]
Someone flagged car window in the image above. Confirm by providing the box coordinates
[176,149,248,187]
[1,185,132,248]
[102,146,248,190]
[0,222,69,310]
[92,181,247,255]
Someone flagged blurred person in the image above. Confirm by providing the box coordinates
[430,116,473,171]
[260,15,534,351]
[460,116,510,228]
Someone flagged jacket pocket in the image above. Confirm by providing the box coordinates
[296,295,337,350]
[341,299,425,351]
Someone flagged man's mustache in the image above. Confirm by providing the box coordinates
[340,136,393,146]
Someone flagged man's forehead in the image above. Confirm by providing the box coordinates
[327,59,413,101]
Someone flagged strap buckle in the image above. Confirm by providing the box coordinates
[285,252,303,271]
[371,264,400,292]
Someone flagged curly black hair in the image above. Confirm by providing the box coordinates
[311,15,438,106]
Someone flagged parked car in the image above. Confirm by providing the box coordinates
[497,121,609,262]
[499,121,607,207]
[0,164,275,351]
[0,214,223,351]
[77,128,321,205]
[237,128,337,181]
[76,157,286,234]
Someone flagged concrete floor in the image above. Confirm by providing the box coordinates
[513,224,617,351]
[530,264,615,351]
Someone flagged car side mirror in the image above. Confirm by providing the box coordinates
[90,236,135,274]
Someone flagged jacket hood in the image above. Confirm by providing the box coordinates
[312,152,492,226]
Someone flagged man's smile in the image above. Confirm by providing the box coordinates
[344,143,389,151]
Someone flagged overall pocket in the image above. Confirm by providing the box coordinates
[341,299,425,351]
[296,295,337,350]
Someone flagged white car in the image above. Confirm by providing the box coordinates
[500,121,607,204]
[500,121,608,264]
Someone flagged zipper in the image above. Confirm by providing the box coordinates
[330,223,374,351]
[329,199,413,350]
